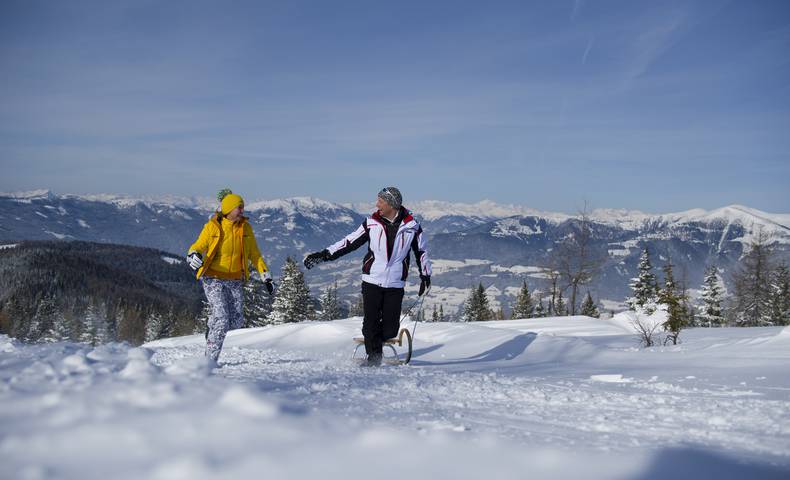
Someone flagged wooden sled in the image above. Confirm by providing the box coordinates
[352,328,413,365]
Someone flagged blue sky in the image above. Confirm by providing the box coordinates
[1,0,788,213]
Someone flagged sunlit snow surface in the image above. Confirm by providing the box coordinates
[2,315,789,479]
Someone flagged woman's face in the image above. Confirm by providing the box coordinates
[227,204,244,222]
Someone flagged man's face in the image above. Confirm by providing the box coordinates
[376,197,395,217]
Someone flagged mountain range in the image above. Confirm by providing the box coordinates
[2,189,789,316]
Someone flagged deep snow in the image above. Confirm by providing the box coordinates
[1,314,789,479]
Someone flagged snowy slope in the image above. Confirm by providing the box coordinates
[2,316,789,479]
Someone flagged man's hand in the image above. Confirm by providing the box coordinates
[187,251,203,271]
[304,249,330,270]
[419,275,431,296]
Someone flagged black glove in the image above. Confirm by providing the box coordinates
[263,279,274,295]
[187,251,203,271]
[304,249,330,269]
[419,275,431,296]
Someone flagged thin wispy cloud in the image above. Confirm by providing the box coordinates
[571,0,586,22]
[582,36,595,65]
[621,9,689,89]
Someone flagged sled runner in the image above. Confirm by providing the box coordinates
[350,287,433,366]
[351,328,413,365]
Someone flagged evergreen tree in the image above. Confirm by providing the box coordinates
[79,301,101,345]
[268,257,314,324]
[511,281,535,319]
[698,266,725,327]
[580,292,600,318]
[554,291,567,316]
[657,260,677,305]
[534,297,546,317]
[732,230,774,326]
[93,301,113,345]
[43,312,71,343]
[462,283,492,322]
[243,275,273,327]
[659,261,686,345]
[439,304,445,322]
[318,281,343,321]
[626,248,659,314]
[145,312,165,343]
[431,304,439,322]
[770,263,790,326]
[28,294,58,342]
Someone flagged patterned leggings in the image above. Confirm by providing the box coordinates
[201,277,244,362]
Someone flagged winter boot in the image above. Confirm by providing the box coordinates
[365,353,383,367]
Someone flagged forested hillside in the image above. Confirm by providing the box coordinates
[0,241,203,345]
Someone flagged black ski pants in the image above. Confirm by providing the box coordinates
[361,281,404,355]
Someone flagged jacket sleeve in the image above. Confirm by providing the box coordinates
[410,224,432,277]
[327,220,370,260]
[244,224,270,276]
[188,222,212,255]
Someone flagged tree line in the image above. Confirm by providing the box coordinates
[456,226,790,347]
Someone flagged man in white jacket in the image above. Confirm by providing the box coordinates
[304,187,432,365]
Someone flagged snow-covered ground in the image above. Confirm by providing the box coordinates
[2,315,789,479]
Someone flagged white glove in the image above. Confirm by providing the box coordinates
[187,251,203,271]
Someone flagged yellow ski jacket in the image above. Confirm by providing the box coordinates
[188,213,269,281]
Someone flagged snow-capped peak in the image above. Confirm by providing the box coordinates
[0,189,57,202]
[344,199,568,222]
[245,197,349,214]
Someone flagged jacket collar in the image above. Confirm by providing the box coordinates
[213,212,248,226]
[372,206,415,228]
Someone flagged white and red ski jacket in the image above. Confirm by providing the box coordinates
[326,207,432,289]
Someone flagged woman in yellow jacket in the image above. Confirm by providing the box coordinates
[186,190,273,364]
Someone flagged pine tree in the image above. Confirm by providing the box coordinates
[534,297,546,317]
[659,261,686,345]
[318,281,343,321]
[511,281,535,319]
[145,312,165,343]
[770,263,790,326]
[439,304,445,322]
[732,230,775,326]
[268,257,314,324]
[626,248,659,314]
[580,292,599,318]
[28,294,58,342]
[94,302,113,345]
[462,283,492,322]
[43,312,72,343]
[431,304,438,322]
[79,301,101,345]
[554,291,567,316]
[698,266,725,327]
